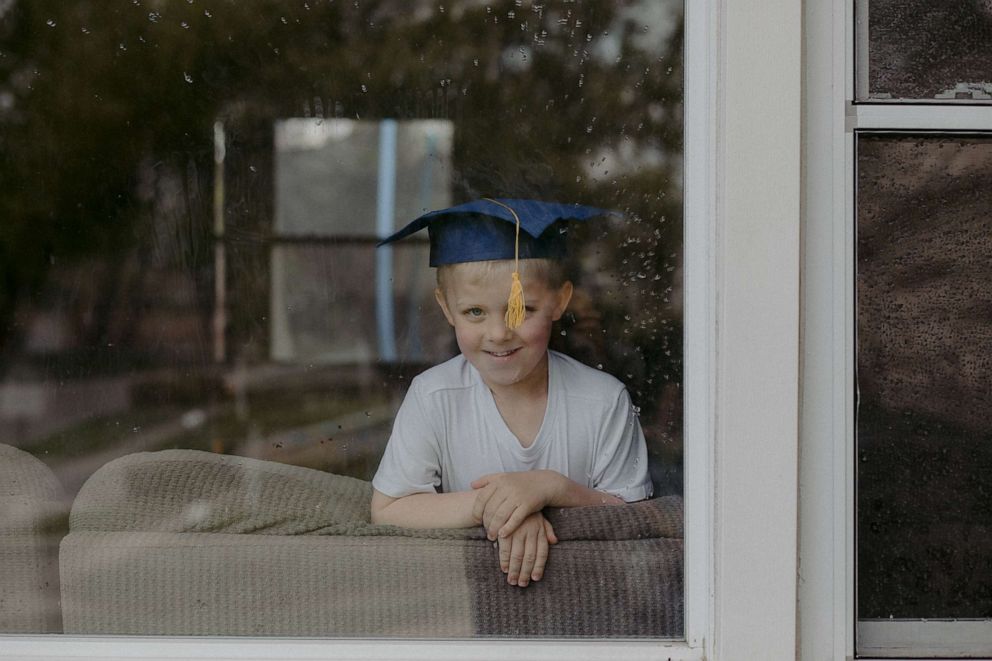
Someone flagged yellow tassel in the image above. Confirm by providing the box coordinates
[506,270,525,330]
[482,197,526,330]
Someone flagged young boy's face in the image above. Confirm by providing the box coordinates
[435,261,573,395]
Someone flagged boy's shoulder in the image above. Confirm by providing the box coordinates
[549,350,627,401]
[410,354,477,396]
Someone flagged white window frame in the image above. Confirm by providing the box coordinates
[800,0,992,659]
[0,0,805,658]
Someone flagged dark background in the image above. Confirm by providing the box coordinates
[0,1,685,498]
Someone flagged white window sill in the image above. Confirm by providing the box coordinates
[0,637,703,661]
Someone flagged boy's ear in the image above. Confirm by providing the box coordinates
[434,288,456,327]
[551,281,574,321]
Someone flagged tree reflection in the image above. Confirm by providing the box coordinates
[0,0,683,493]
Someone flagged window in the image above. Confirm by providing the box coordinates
[801,0,992,658]
[0,0,699,651]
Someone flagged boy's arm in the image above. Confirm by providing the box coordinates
[370,488,481,529]
[471,470,623,540]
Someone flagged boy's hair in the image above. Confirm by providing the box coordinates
[436,258,569,293]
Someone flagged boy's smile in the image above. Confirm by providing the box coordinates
[435,261,573,398]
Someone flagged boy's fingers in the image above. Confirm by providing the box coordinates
[497,507,529,540]
[543,518,558,544]
[532,530,549,581]
[498,536,510,573]
[478,491,502,533]
[490,501,517,539]
[518,526,540,587]
[484,495,511,539]
[470,474,494,490]
[507,534,527,587]
[472,486,496,526]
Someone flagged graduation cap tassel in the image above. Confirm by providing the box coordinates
[506,271,525,330]
[483,198,526,330]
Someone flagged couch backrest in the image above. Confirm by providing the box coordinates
[0,444,64,633]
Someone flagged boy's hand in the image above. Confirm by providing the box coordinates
[497,511,558,587]
[471,470,565,540]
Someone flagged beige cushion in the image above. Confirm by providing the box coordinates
[62,449,684,637]
[0,444,64,633]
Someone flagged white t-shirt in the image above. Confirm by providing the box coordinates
[372,350,653,503]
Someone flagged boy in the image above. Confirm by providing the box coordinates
[371,198,652,588]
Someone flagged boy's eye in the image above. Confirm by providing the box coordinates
[465,307,484,317]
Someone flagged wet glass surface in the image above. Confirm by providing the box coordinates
[863,0,992,101]
[0,0,685,637]
[857,134,992,619]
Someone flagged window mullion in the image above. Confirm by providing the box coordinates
[850,105,992,132]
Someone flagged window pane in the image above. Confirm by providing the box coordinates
[862,0,992,101]
[857,135,992,631]
[0,0,684,637]
[274,119,454,237]
[270,242,448,364]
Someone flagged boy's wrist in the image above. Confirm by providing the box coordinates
[539,469,569,506]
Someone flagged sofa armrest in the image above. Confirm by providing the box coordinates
[71,449,372,535]
[0,444,64,633]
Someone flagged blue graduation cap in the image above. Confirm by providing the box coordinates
[378,198,614,329]
[377,198,612,266]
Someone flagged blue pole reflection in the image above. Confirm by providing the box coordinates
[375,119,398,362]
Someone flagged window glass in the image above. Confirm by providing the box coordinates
[0,0,684,637]
[861,0,992,101]
[856,134,992,629]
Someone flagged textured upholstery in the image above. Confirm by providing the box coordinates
[0,444,64,633]
[60,450,684,637]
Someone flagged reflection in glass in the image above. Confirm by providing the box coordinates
[270,243,448,364]
[864,0,992,101]
[857,135,992,620]
[0,0,684,637]
[273,119,454,237]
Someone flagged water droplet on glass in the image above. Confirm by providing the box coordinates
[596,363,603,370]
[361,84,368,92]
[204,9,212,17]
[148,12,160,22]
[118,42,127,51]
[364,411,371,417]
[249,165,257,173]
[183,72,193,83]
[281,16,288,24]
[180,21,190,29]
[560,330,566,336]
[46,19,56,27]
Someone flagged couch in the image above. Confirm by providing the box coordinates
[0,444,64,633]
[4,446,684,638]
